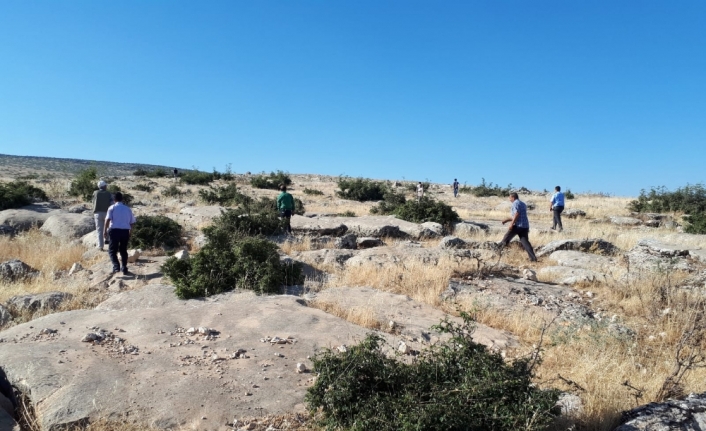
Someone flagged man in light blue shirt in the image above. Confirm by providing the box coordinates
[103,192,137,275]
[550,186,565,232]
[499,192,537,262]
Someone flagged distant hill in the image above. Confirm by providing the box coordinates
[0,154,179,178]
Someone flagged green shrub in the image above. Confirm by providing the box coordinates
[134,167,169,178]
[199,183,252,206]
[629,184,706,234]
[250,171,292,190]
[472,178,512,197]
[338,210,356,217]
[130,215,183,249]
[0,181,48,210]
[685,213,706,234]
[133,183,154,193]
[458,184,473,194]
[107,184,133,206]
[303,188,324,196]
[370,191,407,215]
[162,215,303,299]
[162,184,184,197]
[392,197,460,227]
[180,170,215,185]
[69,167,99,201]
[565,189,575,200]
[306,312,559,431]
[336,177,387,202]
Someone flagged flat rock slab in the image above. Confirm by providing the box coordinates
[536,238,619,258]
[292,249,357,269]
[344,245,471,268]
[0,286,389,431]
[614,392,706,431]
[313,286,517,351]
[290,215,347,236]
[609,216,642,226]
[0,207,62,231]
[626,238,706,271]
[538,266,607,285]
[334,216,433,239]
[40,213,94,240]
[176,206,225,228]
[548,251,619,273]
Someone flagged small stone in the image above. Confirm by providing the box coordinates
[337,345,348,353]
[388,321,396,329]
[68,262,83,276]
[40,328,57,335]
[186,327,197,335]
[296,363,307,373]
[398,341,410,354]
[174,250,189,260]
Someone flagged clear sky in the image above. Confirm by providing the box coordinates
[1,1,704,196]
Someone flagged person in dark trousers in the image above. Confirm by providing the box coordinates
[453,179,460,198]
[499,192,537,262]
[92,180,113,251]
[277,184,295,234]
[104,192,137,275]
[173,168,178,181]
[550,186,565,232]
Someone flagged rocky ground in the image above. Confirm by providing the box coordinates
[1,165,706,431]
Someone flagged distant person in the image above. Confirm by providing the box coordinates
[277,184,295,234]
[91,180,113,251]
[550,186,565,232]
[499,193,537,262]
[173,168,178,181]
[416,182,424,202]
[104,192,137,275]
[453,179,460,198]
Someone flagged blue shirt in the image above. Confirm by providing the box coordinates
[511,199,530,229]
[551,192,565,207]
[106,202,136,230]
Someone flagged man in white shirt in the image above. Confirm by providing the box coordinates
[103,192,137,275]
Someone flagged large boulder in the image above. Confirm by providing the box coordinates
[625,238,705,271]
[290,215,348,236]
[40,213,94,239]
[536,238,619,258]
[419,222,444,238]
[563,209,587,219]
[292,249,357,269]
[609,216,642,226]
[547,250,618,273]
[0,204,61,232]
[453,221,490,236]
[0,225,15,237]
[614,392,706,430]
[6,292,73,313]
[439,236,468,249]
[0,259,39,282]
[0,286,412,431]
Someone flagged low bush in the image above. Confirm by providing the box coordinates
[162,212,303,299]
[685,213,706,235]
[0,181,48,210]
[133,183,154,193]
[471,178,512,197]
[250,171,292,190]
[107,185,133,206]
[338,210,356,217]
[134,167,169,178]
[69,167,99,201]
[629,184,706,234]
[565,189,575,200]
[336,177,387,202]
[303,188,324,196]
[162,185,184,197]
[306,312,560,431]
[458,184,473,194]
[199,183,252,206]
[371,194,459,227]
[370,191,407,215]
[180,170,215,185]
[130,215,183,249]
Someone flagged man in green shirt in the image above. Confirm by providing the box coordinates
[276,184,295,234]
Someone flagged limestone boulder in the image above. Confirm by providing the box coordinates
[0,286,405,431]
[334,233,357,249]
[81,230,99,248]
[40,213,94,239]
[547,250,618,273]
[453,221,490,236]
[356,237,384,249]
[335,216,428,239]
[177,205,225,228]
[290,215,348,236]
[344,245,471,268]
[563,209,587,219]
[292,249,357,269]
[6,292,73,313]
[0,204,62,232]
[625,238,705,271]
[609,216,642,226]
[0,259,39,282]
[0,225,15,237]
[0,305,12,326]
[439,236,468,249]
[419,222,444,238]
[538,266,607,285]
[614,392,706,431]
[536,238,619,258]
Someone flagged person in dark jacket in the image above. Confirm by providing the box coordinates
[276,184,295,234]
[92,180,113,251]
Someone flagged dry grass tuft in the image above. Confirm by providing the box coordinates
[0,229,86,273]
[309,300,384,331]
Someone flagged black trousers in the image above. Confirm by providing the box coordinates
[552,206,564,230]
[108,228,130,271]
[280,209,292,233]
[500,226,537,261]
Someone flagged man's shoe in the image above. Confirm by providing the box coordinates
[111,268,120,274]
[122,268,130,275]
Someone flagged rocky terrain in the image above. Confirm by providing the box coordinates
[1,157,706,431]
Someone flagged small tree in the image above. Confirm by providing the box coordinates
[130,215,183,249]
[336,177,387,201]
[69,167,99,201]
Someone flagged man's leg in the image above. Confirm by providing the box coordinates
[517,228,537,261]
[118,230,129,272]
[555,206,564,231]
[499,228,518,247]
[94,212,106,249]
[108,229,121,271]
[285,210,292,234]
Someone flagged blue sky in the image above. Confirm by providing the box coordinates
[1,1,704,196]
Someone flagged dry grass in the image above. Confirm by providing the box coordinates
[0,229,87,273]
[309,300,384,331]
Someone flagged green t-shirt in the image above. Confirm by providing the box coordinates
[277,192,295,211]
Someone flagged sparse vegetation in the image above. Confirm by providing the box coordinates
[129,215,183,249]
[180,170,216,185]
[471,178,512,197]
[162,184,184,197]
[629,184,706,234]
[68,167,100,201]
[405,181,430,192]
[303,188,324,196]
[306,312,560,431]
[0,181,48,210]
[132,183,154,193]
[371,194,460,227]
[134,167,169,178]
[336,177,387,202]
[199,183,251,206]
[250,171,292,190]
[565,189,575,200]
[107,184,133,206]
[338,210,356,217]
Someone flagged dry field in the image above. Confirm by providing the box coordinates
[3,171,706,431]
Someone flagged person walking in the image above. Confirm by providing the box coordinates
[277,184,295,234]
[453,179,460,198]
[550,186,565,232]
[103,192,136,275]
[500,192,537,262]
[91,180,113,251]
[173,168,178,181]
[416,182,424,202]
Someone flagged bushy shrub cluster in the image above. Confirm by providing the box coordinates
[162,184,185,197]
[250,171,292,190]
[369,190,407,215]
[306,313,559,431]
[303,188,324,196]
[162,210,303,299]
[471,178,512,197]
[134,168,169,178]
[199,183,251,206]
[565,189,575,200]
[629,184,706,234]
[130,215,183,249]
[69,167,100,201]
[336,177,387,202]
[371,194,459,227]
[180,170,216,185]
[107,184,133,206]
[0,181,48,210]
[133,183,154,193]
